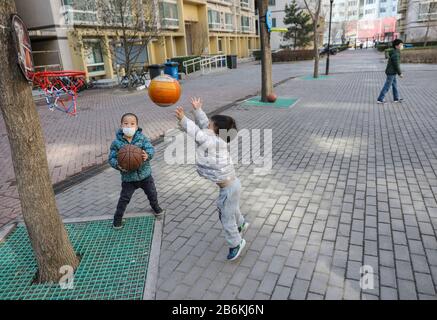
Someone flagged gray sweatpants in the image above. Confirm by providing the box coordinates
[217,178,245,248]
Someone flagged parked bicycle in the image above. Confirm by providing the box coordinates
[120,69,150,88]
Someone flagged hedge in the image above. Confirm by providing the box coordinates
[401,48,437,64]
[272,49,314,62]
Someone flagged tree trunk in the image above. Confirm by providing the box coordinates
[313,22,320,78]
[0,1,79,283]
[258,0,273,102]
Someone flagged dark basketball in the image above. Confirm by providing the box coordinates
[117,145,144,172]
[267,93,277,103]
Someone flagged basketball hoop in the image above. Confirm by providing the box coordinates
[32,71,86,116]
[11,15,86,116]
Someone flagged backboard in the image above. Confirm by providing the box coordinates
[11,14,34,81]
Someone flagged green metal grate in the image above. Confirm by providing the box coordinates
[0,216,155,300]
[242,96,298,109]
[300,75,331,80]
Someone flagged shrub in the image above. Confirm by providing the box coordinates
[272,49,314,62]
[377,43,391,52]
[401,48,437,64]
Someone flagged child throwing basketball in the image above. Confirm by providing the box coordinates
[109,113,164,229]
[175,97,248,261]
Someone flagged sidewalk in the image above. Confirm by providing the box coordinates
[2,49,437,300]
[0,56,323,228]
[47,49,437,299]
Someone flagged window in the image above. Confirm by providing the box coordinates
[241,16,250,32]
[272,17,276,28]
[160,2,179,28]
[225,13,233,31]
[84,40,105,75]
[365,8,375,15]
[348,1,357,6]
[418,2,437,21]
[241,0,250,9]
[366,0,375,4]
[218,38,223,52]
[62,0,98,25]
[268,0,275,6]
[380,7,386,13]
[208,9,221,29]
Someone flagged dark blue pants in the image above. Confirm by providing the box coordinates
[378,74,400,102]
[114,176,158,220]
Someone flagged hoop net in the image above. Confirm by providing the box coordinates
[32,71,86,116]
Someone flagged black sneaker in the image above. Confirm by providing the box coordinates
[377,100,386,104]
[152,205,165,220]
[113,217,123,230]
[394,98,404,103]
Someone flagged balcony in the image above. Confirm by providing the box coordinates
[240,0,252,11]
[224,23,234,31]
[62,6,99,26]
[208,22,222,31]
[241,25,251,33]
[207,0,233,6]
[161,17,179,29]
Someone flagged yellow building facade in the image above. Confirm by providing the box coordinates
[15,0,260,80]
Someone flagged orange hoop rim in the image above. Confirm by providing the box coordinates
[32,70,86,80]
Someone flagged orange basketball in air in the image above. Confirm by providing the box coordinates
[148,74,181,107]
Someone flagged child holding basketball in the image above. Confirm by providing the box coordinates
[175,97,248,261]
[109,113,163,229]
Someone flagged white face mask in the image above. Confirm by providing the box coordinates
[122,127,136,137]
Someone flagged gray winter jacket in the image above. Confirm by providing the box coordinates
[179,109,236,183]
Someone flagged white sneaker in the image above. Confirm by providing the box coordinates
[377,100,386,104]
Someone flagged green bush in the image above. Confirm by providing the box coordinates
[272,49,314,62]
[377,43,391,52]
[169,55,200,73]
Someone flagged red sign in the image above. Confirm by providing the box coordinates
[345,17,398,41]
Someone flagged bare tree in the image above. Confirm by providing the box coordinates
[67,0,160,88]
[0,1,79,283]
[303,0,323,78]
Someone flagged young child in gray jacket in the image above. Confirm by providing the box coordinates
[175,97,248,261]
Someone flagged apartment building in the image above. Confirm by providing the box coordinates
[321,0,398,43]
[397,0,437,42]
[268,0,325,50]
[14,0,259,80]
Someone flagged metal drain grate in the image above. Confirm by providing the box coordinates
[0,216,154,300]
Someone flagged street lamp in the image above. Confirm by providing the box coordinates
[326,0,334,75]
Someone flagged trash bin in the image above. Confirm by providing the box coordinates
[164,61,179,80]
[226,55,237,69]
[148,64,165,79]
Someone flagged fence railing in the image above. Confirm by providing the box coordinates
[182,55,228,75]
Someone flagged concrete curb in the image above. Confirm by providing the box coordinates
[143,218,163,300]
[0,223,17,242]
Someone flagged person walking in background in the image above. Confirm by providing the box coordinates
[377,39,404,104]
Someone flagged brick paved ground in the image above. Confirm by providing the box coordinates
[33,49,437,300]
[2,49,437,300]
[0,58,318,227]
